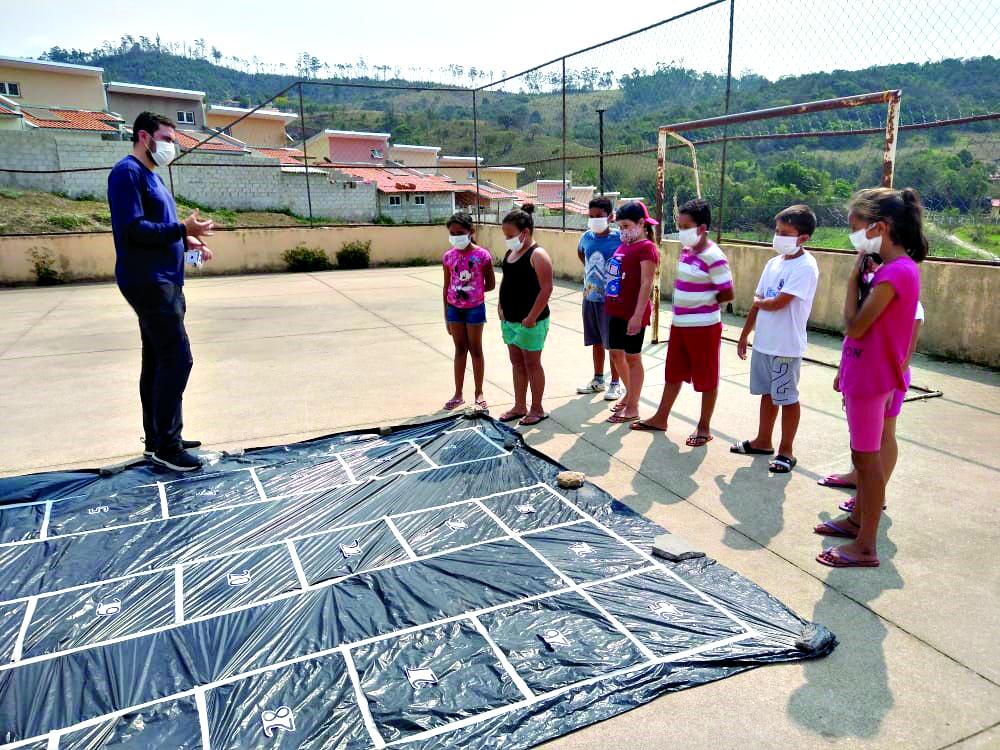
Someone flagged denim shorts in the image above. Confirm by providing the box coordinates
[446,303,487,325]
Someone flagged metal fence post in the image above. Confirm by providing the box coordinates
[597,108,606,196]
[473,88,482,223]
[716,0,736,243]
[881,90,902,188]
[297,82,314,223]
[562,57,567,231]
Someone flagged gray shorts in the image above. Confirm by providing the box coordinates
[582,299,610,348]
[750,350,801,405]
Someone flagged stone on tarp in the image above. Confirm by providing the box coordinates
[379,426,392,437]
[556,471,585,489]
[463,405,488,419]
[652,532,705,561]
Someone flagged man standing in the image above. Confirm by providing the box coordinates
[108,112,215,471]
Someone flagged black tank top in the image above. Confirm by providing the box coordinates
[500,245,550,324]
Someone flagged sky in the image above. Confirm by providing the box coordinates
[1,0,997,85]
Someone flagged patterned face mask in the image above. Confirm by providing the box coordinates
[620,225,643,243]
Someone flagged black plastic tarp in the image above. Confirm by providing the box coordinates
[0,415,834,749]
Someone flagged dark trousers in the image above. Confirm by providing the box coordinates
[120,282,193,454]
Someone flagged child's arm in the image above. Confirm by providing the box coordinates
[523,249,554,327]
[483,261,496,293]
[442,265,451,330]
[628,259,657,335]
[708,255,735,303]
[903,318,922,371]
[737,304,759,360]
[754,292,796,312]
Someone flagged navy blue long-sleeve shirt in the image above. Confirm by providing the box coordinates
[108,155,187,288]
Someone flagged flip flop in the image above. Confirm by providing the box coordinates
[518,414,548,427]
[730,439,774,455]
[630,420,665,431]
[610,402,626,412]
[818,474,856,490]
[475,399,489,411]
[498,411,527,423]
[813,518,860,538]
[443,398,465,411]
[839,496,887,513]
[769,455,797,473]
[685,434,713,448]
[607,413,639,424]
[816,547,880,568]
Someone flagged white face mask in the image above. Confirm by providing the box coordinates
[587,217,609,234]
[677,227,701,247]
[772,234,800,256]
[148,138,176,167]
[620,225,643,244]
[849,224,882,255]
[449,234,471,250]
[505,234,524,252]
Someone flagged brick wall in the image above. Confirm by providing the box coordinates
[0,130,377,221]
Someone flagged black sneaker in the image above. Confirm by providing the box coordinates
[143,439,202,458]
[150,448,204,472]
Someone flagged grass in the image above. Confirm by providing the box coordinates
[0,190,315,235]
[954,223,1000,256]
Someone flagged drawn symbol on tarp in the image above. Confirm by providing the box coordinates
[96,598,122,617]
[340,540,362,558]
[540,628,571,649]
[569,542,594,557]
[227,570,252,586]
[445,519,468,531]
[649,601,680,618]
[261,705,295,737]
[515,504,536,514]
[405,667,438,688]
[87,506,109,515]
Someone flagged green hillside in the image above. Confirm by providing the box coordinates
[37,41,999,257]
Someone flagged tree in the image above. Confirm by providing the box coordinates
[211,47,222,64]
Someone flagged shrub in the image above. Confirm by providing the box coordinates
[337,240,371,269]
[282,244,333,272]
[373,214,396,225]
[47,214,90,230]
[91,211,112,225]
[0,189,22,200]
[27,247,61,286]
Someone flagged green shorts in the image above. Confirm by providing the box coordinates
[501,317,550,351]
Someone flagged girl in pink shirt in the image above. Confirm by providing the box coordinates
[815,187,927,568]
[442,212,495,412]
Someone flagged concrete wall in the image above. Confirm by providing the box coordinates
[1,224,996,366]
[0,65,106,110]
[107,92,204,130]
[0,130,377,220]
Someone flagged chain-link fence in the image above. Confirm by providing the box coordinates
[0,0,996,260]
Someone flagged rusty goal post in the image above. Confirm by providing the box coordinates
[651,90,902,343]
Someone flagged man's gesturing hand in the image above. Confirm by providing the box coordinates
[183,209,214,238]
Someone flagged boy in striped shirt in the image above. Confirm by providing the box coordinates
[632,199,733,446]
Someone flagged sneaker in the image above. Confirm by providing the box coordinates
[604,381,625,401]
[143,439,202,458]
[577,378,606,394]
[150,448,204,472]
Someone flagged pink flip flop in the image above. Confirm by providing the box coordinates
[443,398,465,411]
[816,547,880,568]
[818,474,857,490]
[813,518,860,538]
[839,497,887,513]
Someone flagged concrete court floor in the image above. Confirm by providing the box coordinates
[1,266,998,750]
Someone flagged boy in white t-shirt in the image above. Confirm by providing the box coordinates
[731,205,820,473]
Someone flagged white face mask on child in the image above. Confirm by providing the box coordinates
[771,234,800,255]
[677,227,701,247]
[449,234,471,250]
[849,224,882,255]
[587,217,609,233]
[505,234,524,252]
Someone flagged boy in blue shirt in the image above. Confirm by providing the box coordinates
[576,197,623,400]
[108,111,215,472]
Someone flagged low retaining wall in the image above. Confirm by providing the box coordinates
[2,224,997,367]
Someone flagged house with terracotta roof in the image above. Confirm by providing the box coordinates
[106,81,206,131]
[305,129,391,165]
[0,55,107,111]
[438,155,524,191]
[0,93,124,139]
[205,104,297,148]
[388,144,440,169]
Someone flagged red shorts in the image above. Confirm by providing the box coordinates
[664,323,722,392]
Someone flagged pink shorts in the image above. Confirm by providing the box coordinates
[845,391,894,452]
